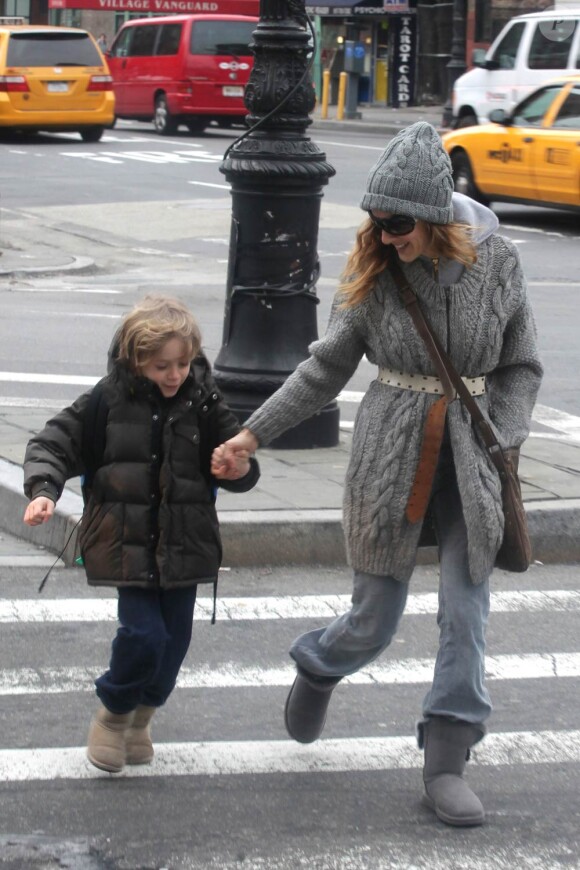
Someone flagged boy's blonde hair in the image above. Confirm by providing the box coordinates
[339,217,478,308]
[117,295,202,373]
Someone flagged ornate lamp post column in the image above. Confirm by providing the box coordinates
[441,0,467,128]
[213,0,340,449]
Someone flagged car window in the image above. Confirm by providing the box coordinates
[156,23,182,56]
[190,20,255,56]
[512,85,561,126]
[127,25,157,57]
[527,20,576,70]
[110,27,132,59]
[6,31,102,66]
[489,21,525,70]
[552,85,580,128]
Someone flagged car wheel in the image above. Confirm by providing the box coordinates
[456,113,478,129]
[80,127,105,143]
[154,94,178,135]
[451,150,489,205]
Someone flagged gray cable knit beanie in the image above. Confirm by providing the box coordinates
[360,121,454,224]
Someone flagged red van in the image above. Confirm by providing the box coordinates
[107,14,257,135]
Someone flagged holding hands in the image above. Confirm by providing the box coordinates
[211,428,259,480]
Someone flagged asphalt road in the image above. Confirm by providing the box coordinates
[0,530,579,869]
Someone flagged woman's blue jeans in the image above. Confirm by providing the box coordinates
[95,585,197,715]
[290,441,492,727]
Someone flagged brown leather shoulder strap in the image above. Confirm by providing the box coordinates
[388,250,507,475]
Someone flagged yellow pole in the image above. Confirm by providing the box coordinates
[337,71,347,121]
[321,69,330,120]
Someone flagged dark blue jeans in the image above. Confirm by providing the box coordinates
[95,585,197,714]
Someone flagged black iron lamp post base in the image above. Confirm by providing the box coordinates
[214,0,339,449]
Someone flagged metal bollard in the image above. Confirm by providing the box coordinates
[321,69,330,120]
[337,71,347,121]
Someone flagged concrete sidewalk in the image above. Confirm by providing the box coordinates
[1,103,579,568]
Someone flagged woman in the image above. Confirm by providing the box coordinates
[212,122,543,826]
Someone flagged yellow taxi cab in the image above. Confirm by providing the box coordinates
[442,75,580,213]
[0,21,115,141]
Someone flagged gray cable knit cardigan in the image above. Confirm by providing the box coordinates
[245,234,543,585]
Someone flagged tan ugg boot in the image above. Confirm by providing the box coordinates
[86,705,135,773]
[125,705,156,765]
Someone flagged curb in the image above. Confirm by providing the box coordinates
[2,459,579,569]
[0,255,95,277]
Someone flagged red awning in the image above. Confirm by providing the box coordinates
[48,0,259,13]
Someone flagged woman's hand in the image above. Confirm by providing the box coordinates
[211,428,258,480]
[23,497,55,526]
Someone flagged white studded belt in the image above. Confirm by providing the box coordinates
[377,367,486,396]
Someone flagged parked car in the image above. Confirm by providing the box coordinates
[107,14,257,135]
[452,9,580,128]
[442,75,580,213]
[0,23,114,141]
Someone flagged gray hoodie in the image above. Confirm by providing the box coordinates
[418,192,500,285]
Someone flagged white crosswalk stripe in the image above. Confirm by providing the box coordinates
[1,651,580,695]
[1,729,579,783]
[2,588,579,623]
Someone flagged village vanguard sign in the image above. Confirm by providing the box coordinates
[48,0,257,12]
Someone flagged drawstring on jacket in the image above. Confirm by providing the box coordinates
[37,516,82,593]
[211,579,218,625]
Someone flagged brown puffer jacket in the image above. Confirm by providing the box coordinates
[23,355,259,589]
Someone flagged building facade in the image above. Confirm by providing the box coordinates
[0,0,558,105]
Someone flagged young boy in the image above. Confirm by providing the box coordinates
[23,295,259,773]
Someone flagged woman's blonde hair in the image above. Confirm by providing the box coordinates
[117,295,202,373]
[339,216,478,308]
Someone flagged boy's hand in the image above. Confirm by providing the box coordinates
[211,445,251,480]
[211,428,259,480]
[212,428,258,480]
[23,497,55,526]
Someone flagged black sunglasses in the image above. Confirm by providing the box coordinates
[367,212,416,236]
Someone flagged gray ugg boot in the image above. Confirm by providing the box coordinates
[86,704,135,773]
[125,705,156,765]
[420,716,485,827]
[284,669,340,744]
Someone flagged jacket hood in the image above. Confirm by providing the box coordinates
[417,192,499,284]
[107,329,120,372]
[452,191,499,244]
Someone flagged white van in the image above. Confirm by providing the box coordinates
[452,9,580,127]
